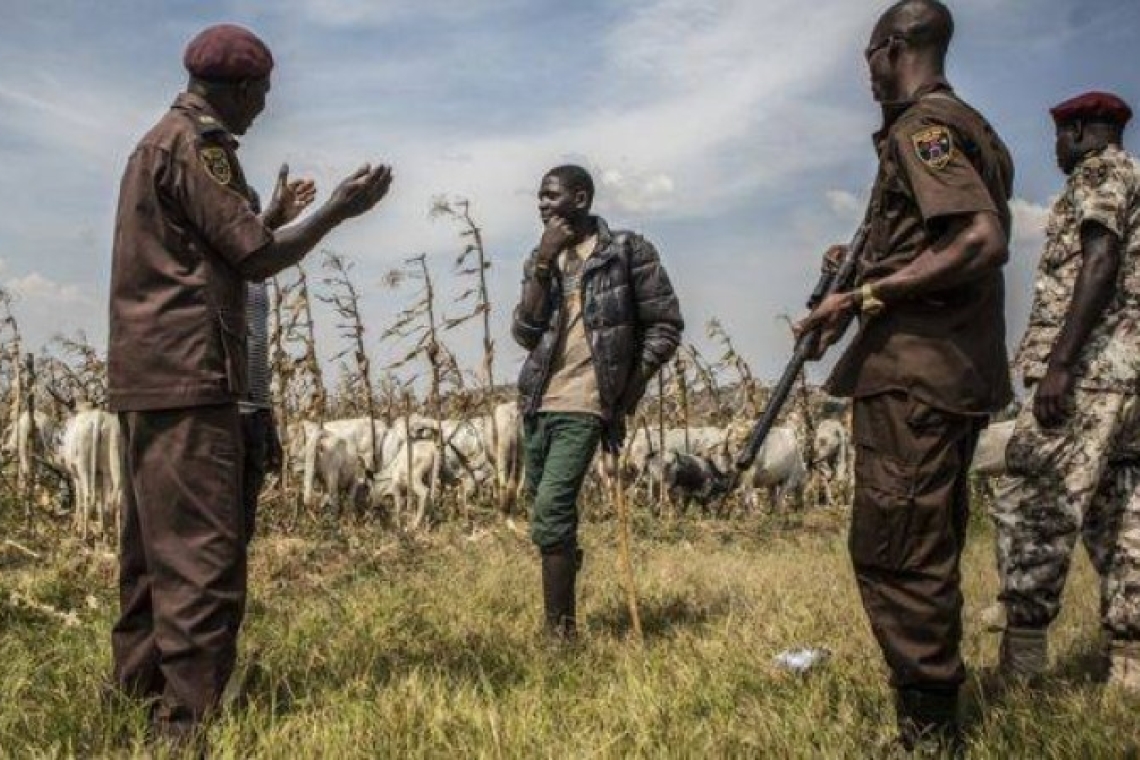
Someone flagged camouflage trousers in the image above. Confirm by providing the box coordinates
[992,387,1140,636]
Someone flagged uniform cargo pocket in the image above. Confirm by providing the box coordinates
[850,449,917,572]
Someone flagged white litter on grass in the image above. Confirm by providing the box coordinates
[774,647,832,674]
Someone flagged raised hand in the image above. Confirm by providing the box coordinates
[328,163,394,221]
[537,215,576,265]
[263,163,317,230]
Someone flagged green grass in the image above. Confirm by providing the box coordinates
[1,504,1137,758]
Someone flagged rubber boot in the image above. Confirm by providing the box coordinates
[1107,639,1140,694]
[894,688,962,757]
[541,545,580,641]
[999,625,1048,681]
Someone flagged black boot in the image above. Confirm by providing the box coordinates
[999,625,1048,681]
[894,688,962,757]
[541,545,581,641]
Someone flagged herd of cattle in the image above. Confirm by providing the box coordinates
[2,400,1018,539]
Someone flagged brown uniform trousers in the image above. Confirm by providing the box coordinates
[240,408,273,544]
[112,404,246,725]
[851,392,984,690]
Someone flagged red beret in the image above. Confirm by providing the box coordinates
[183,24,273,81]
[1050,91,1132,127]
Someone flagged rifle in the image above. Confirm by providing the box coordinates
[733,223,869,473]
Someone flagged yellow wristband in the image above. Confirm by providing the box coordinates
[860,283,885,316]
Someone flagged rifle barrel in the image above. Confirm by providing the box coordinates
[732,223,868,473]
[734,337,814,471]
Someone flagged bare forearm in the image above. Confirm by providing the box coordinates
[873,212,1007,303]
[1048,226,1121,368]
[240,203,344,280]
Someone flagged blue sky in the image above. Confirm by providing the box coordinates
[1,0,1138,389]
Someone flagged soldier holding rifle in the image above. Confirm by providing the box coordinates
[794,0,1013,751]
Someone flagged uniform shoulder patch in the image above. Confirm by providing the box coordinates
[911,125,954,170]
[199,146,232,186]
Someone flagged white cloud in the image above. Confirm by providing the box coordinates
[0,0,1132,384]
[1010,196,1051,253]
[825,189,865,222]
[1,273,101,352]
[6,273,95,306]
[598,167,676,215]
[254,0,527,27]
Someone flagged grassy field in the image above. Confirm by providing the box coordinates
[1,504,1137,759]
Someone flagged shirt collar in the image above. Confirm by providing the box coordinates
[172,91,238,147]
[873,78,954,146]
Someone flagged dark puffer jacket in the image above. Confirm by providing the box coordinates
[512,217,684,445]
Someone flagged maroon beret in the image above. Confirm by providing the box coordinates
[183,24,274,81]
[1050,91,1132,127]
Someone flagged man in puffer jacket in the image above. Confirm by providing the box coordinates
[512,164,684,640]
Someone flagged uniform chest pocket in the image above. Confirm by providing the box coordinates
[867,172,908,258]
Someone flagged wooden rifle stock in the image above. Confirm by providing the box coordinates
[733,224,868,473]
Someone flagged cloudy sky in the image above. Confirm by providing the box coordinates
[1,0,1137,390]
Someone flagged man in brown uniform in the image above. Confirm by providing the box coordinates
[107,24,392,741]
[797,0,1013,750]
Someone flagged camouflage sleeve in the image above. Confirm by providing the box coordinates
[1071,154,1130,239]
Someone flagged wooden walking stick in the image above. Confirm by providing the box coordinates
[609,451,643,641]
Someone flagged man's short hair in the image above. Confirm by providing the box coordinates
[545,165,595,202]
[882,0,954,56]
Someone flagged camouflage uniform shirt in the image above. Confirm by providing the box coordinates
[1014,145,1140,391]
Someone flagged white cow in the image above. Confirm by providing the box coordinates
[369,436,441,530]
[812,418,852,505]
[625,425,734,472]
[403,407,521,507]
[300,415,438,524]
[609,425,735,500]
[437,418,494,493]
[481,402,523,509]
[301,421,365,517]
[299,406,533,525]
[739,425,807,510]
[58,408,123,540]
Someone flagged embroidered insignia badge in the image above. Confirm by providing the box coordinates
[200,147,232,185]
[911,126,953,169]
